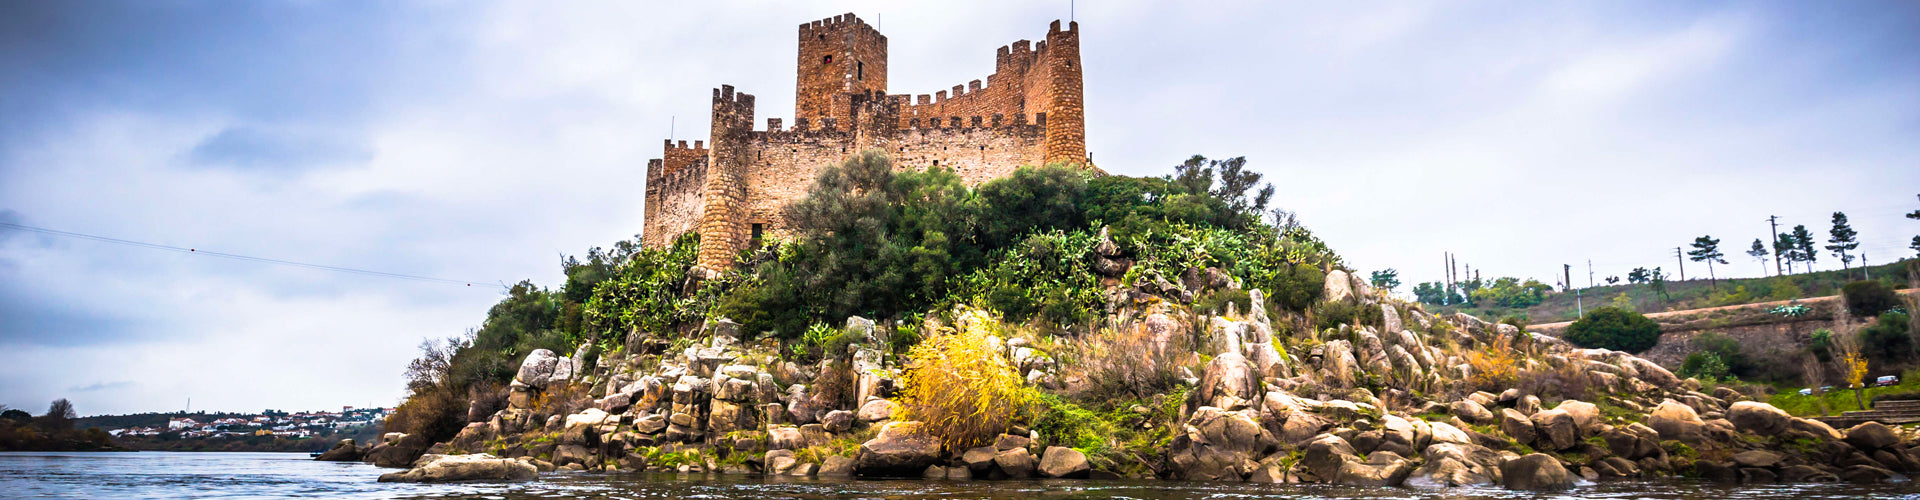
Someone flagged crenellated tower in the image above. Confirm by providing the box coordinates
[796,14,888,127]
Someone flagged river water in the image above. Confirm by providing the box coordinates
[3,451,1918,499]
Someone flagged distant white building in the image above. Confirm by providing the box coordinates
[167,418,197,430]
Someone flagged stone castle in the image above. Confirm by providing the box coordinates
[642,13,1088,270]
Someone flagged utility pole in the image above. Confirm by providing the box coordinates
[1674,247,1686,281]
[1564,264,1573,292]
[1587,260,1595,288]
[1862,251,1869,281]
[1768,215,1782,276]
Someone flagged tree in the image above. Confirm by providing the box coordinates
[1791,224,1818,272]
[1412,281,1447,305]
[1627,267,1652,284]
[1563,307,1662,353]
[1774,232,1800,274]
[1369,269,1401,291]
[41,399,76,431]
[1687,235,1727,289]
[1908,194,1919,256]
[1825,212,1860,273]
[1604,276,1620,285]
[1745,239,1769,277]
[1648,267,1671,302]
[1833,331,1870,410]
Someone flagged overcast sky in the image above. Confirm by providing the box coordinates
[2,1,1916,416]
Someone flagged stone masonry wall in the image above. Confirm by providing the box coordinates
[796,14,887,126]
[642,155,707,248]
[645,15,1087,270]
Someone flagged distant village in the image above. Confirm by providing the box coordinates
[108,407,391,441]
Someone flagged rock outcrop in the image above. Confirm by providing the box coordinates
[376,454,538,483]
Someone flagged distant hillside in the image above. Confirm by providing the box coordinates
[1433,259,1915,325]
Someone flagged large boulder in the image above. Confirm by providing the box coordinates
[1038,446,1090,478]
[1500,408,1537,445]
[858,399,896,422]
[1408,443,1500,487]
[993,448,1038,479]
[514,349,562,389]
[1603,423,1661,460]
[1167,407,1275,480]
[1197,352,1260,408]
[1554,400,1600,435]
[1647,401,1706,442]
[1301,433,1360,481]
[1528,409,1578,451]
[1336,456,1416,486]
[818,455,856,477]
[376,454,537,483]
[1325,270,1355,303]
[1452,400,1495,425]
[853,421,942,476]
[1788,418,1844,441]
[1845,422,1899,451]
[767,426,805,450]
[363,433,430,468]
[314,439,363,462]
[1727,402,1791,436]
[1499,453,1573,491]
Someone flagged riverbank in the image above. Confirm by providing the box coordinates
[8,451,1915,499]
[351,266,1920,490]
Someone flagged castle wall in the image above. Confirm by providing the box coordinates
[646,15,1087,269]
[642,156,708,248]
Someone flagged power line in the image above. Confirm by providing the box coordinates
[0,222,495,288]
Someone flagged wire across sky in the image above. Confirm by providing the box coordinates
[0,221,494,288]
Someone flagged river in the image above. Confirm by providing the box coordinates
[3,451,1917,499]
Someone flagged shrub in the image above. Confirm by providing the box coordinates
[1687,332,1752,378]
[1066,324,1193,401]
[897,309,1033,453]
[1466,335,1522,393]
[1679,352,1730,382]
[1314,298,1382,331]
[951,230,1104,327]
[1843,280,1900,318]
[1563,307,1661,353]
[1860,311,1912,362]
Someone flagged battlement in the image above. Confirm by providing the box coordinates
[798,13,884,40]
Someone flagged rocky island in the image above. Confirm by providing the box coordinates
[325,154,1919,490]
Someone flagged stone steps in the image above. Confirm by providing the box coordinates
[1812,400,1920,428]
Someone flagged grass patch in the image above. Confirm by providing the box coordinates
[1765,368,1920,417]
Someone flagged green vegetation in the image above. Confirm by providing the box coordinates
[1859,310,1912,362]
[1676,332,1750,382]
[1563,307,1661,353]
[1432,261,1914,324]
[0,399,119,452]
[391,151,1357,448]
[1768,368,1920,417]
[1843,280,1901,318]
[1688,235,1727,288]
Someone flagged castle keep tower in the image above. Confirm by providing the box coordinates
[642,14,1090,271]
[796,16,887,126]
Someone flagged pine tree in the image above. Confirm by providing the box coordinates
[1746,239,1769,276]
[1774,232,1799,274]
[1687,235,1727,289]
[1825,212,1859,271]
[1791,224,1817,272]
